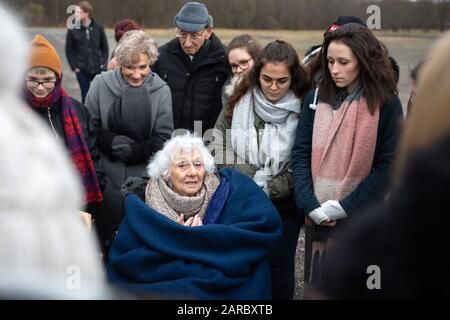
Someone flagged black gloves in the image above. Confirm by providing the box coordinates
[112,135,135,146]
[112,144,132,162]
[111,135,134,162]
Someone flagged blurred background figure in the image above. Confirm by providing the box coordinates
[107,19,141,70]
[65,1,109,103]
[221,34,262,107]
[0,7,109,299]
[85,30,173,259]
[320,31,450,299]
[24,34,104,220]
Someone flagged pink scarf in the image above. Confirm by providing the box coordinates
[311,96,380,204]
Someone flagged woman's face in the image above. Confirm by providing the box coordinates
[259,62,291,102]
[25,69,57,98]
[121,53,150,87]
[169,148,206,197]
[327,40,360,93]
[228,47,254,76]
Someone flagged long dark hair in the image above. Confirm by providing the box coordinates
[319,23,397,113]
[227,39,311,117]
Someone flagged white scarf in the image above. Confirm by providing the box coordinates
[231,87,301,177]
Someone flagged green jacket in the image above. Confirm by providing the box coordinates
[209,108,294,200]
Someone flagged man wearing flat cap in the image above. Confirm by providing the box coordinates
[153,2,228,134]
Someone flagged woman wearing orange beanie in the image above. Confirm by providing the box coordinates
[24,34,105,221]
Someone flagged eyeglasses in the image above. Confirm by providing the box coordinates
[175,29,205,41]
[259,75,291,88]
[26,79,56,89]
[230,58,253,72]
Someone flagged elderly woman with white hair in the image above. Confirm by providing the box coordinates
[85,30,174,255]
[107,133,282,299]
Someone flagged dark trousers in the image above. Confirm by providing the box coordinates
[269,197,304,300]
[76,71,96,104]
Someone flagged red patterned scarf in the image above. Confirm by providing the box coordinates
[25,80,103,204]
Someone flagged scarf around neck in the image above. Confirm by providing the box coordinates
[231,87,301,176]
[25,78,103,204]
[107,80,152,142]
[312,87,380,204]
[145,173,220,222]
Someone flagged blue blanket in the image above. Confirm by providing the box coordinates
[107,168,282,299]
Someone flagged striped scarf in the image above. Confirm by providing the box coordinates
[26,79,103,204]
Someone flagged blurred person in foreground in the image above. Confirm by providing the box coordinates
[0,7,109,299]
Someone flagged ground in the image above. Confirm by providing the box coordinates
[26,27,439,299]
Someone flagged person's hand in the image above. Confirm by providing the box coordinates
[177,214,203,227]
[74,68,80,73]
[320,218,336,227]
[112,135,135,147]
[112,144,132,162]
[78,210,92,231]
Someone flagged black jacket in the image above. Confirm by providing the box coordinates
[32,97,106,195]
[153,33,229,132]
[65,19,109,75]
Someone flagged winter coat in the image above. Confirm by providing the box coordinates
[32,97,106,194]
[65,19,109,75]
[210,108,298,220]
[85,68,173,233]
[153,33,229,133]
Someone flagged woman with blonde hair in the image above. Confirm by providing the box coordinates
[85,30,173,256]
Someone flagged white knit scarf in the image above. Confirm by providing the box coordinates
[231,87,301,176]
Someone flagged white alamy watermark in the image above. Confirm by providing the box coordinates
[366,264,381,290]
[66,264,81,290]
[367,5,381,30]
[66,5,81,30]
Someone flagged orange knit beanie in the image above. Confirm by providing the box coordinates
[29,35,62,78]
